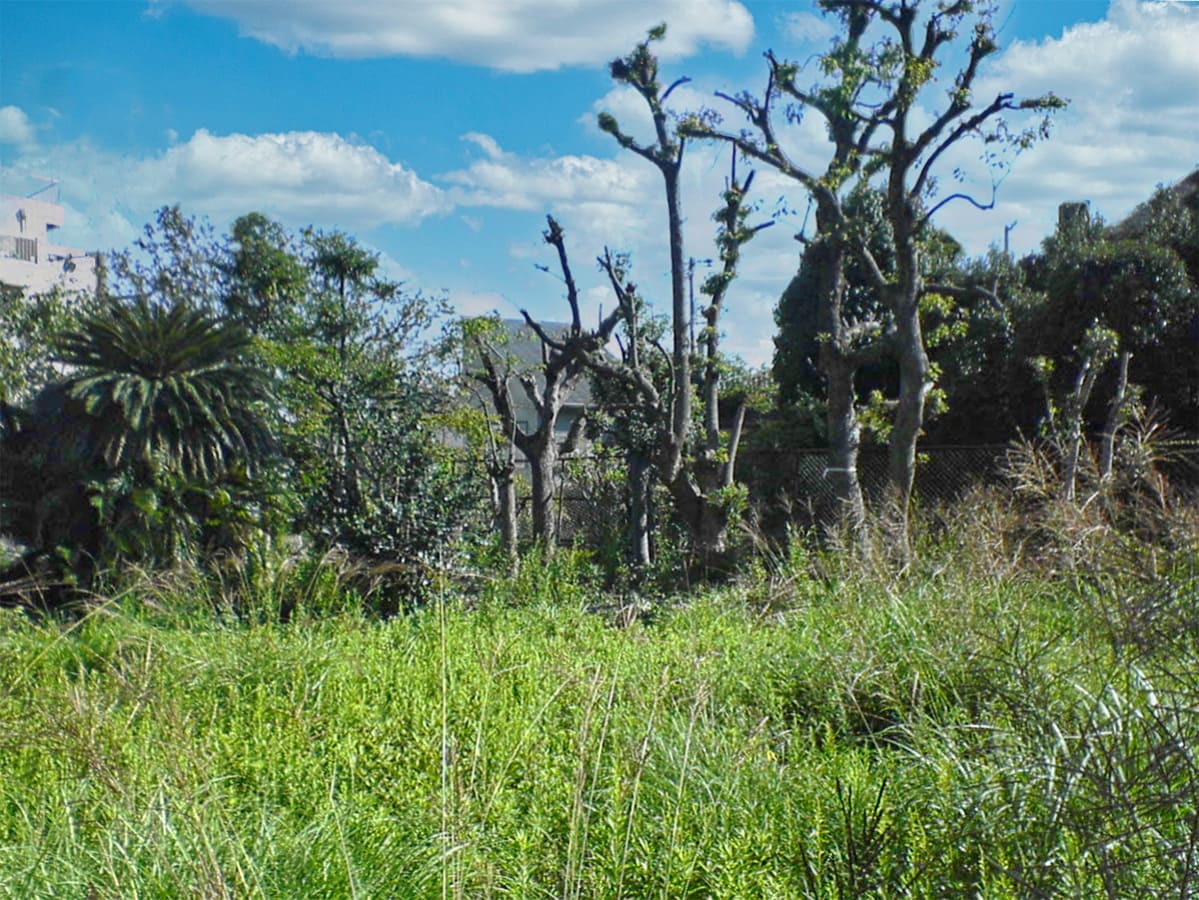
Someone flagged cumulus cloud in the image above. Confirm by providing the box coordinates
[0,106,36,147]
[131,129,450,226]
[442,133,656,251]
[181,0,754,71]
[3,129,449,252]
[933,0,1199,255]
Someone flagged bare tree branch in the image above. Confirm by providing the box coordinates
[542,215,582,333]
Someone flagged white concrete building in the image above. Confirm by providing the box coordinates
[0,186,98,296]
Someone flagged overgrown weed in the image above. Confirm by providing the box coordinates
[2,466,1196,895]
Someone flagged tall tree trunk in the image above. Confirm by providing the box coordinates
[333,399,364,515]
[493,458,518,570]
[883,208,930,561]
[528,436,559,556]
[1098,350,1132,483]
[664,167,690,487]
[810,219,866,539]
[628,452,653,568]
[886,301,930,511]
[823,348,866,535]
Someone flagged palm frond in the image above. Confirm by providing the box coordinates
[56,297,273,480]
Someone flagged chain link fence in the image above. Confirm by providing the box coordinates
[738,444,1011,530]
[535,440,1199,545]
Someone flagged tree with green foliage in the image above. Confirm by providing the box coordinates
[0,283,91,408]
[773,186,962,419]
[450,343,522,569]
[1002,197,1196,500]
[223,215,481,588]
[1032,198,1197,432]
[222,211,308,335]
[0,294,275,601]
[582,258,670,569]
[117,205,227,313]
[57,296,274,485]
[595,37,768,563]
[684,0,1065,554]
[1,207,284,605]
[915,247,1027,444]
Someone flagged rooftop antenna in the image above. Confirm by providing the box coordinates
[27,177,60,202]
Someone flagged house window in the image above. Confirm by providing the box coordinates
[14,237,37,262]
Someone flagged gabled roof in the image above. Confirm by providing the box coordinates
[487,318,594,408]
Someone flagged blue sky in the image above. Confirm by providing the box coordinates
[3,0,1197,365]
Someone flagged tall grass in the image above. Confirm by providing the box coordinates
[1,504,1196,896]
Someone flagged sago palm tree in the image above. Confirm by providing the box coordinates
[1,297,277,599]
[55,295,274,482]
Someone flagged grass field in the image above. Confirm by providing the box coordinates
[1,530,1197,898]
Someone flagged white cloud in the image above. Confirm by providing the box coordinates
[132,129,451,226]
[443,132,655,216]
[183,0,754,71]
[3,129,450,252]
[0,106,36,147]
[932,0,1199,255]
[777,11,836,46]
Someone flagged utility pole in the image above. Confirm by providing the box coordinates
[687,256,712,357]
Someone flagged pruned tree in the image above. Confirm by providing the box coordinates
[584,254,666,568]
[465,216,623,557]
[587,165,765,561]
[698,156,774,496]
[682,12,885,539]
[595,30,768,562]
[1030,322,1119,502]
[454,327,521,566]
[683,0,1065,554]
[597,26,692,511]
[1016,199,1195,501]
[772,185,963,446]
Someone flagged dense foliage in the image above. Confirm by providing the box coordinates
[773,185,1199,449]
[1,208,483,608]
[230,222,482,573]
